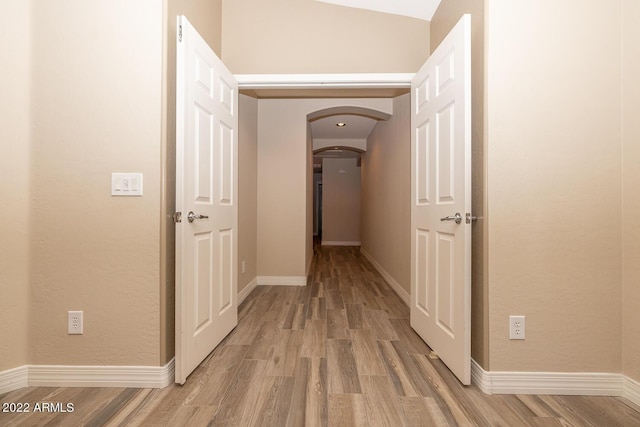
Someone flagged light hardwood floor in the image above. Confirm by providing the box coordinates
[2,246,639,426]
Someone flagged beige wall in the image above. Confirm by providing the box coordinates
[433,0,640,380]
[257,100,311,278]
[0,0,31,372]
[486,0,622,372]
[170,0,222,57]
[0,0,222,371]
[322,158,361,244]
[221,0,429,74]
[257,99,392,279]
[622,0,640,383]
[430,0,488,368]
[238,94,259,291]
[161,0,223,364]
[360,94,411,295]
[29,0,163,365]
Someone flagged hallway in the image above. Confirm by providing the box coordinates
[2,246,640,426]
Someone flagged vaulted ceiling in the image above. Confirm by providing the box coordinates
[313,0,441,21]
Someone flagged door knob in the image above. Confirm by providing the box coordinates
[440,212,462,224]
[187,211,209,223]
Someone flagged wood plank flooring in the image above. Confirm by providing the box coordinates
[2,246,640,426]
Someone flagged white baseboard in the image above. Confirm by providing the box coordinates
[471,358,640,406]
[238,277,257,305]
[321,241,361,246]
[624,375,640,407]
[257,276,307,286]
[0,365,28,394]
[1,356,638,407]
[488,371,621,396]
[0,359,175,392]
[470,359,492,394]
[360,247,410,305]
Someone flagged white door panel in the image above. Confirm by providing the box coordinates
[176,16,238,385]
[411,14,472,385]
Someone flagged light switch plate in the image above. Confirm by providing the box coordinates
[112,173,143,196]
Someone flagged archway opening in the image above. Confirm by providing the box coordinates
[307,106,391,246]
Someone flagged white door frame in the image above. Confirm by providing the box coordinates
[235,73,413,91]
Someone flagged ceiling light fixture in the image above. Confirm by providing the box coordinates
[336,122,346,127]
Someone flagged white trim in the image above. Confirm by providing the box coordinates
[257,276,307,286]
[487,371,621,396]
[470,361,623,396]
[29,358,175,389]
[471,359,492,394]
[0,365,28,394]
[0,359,175,391]
[238,277,258,305]
[624,375,640,407]
[235,73,414,90]
[360,247,410,305]
[1,358,639,403]
[322,240,361,247]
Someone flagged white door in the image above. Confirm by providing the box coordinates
[175,16,238,385]
[410,15,472,385]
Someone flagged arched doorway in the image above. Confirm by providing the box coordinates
[307,107,391,246]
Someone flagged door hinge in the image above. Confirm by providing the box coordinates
[173,211,182,223]
[178,25,182,42]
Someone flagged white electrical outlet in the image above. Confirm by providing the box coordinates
[509,315,525,340]
[68,311,83,335]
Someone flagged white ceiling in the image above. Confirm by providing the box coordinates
[313,0,441,21]
[311,114,381,162]
[310,114,378,140]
